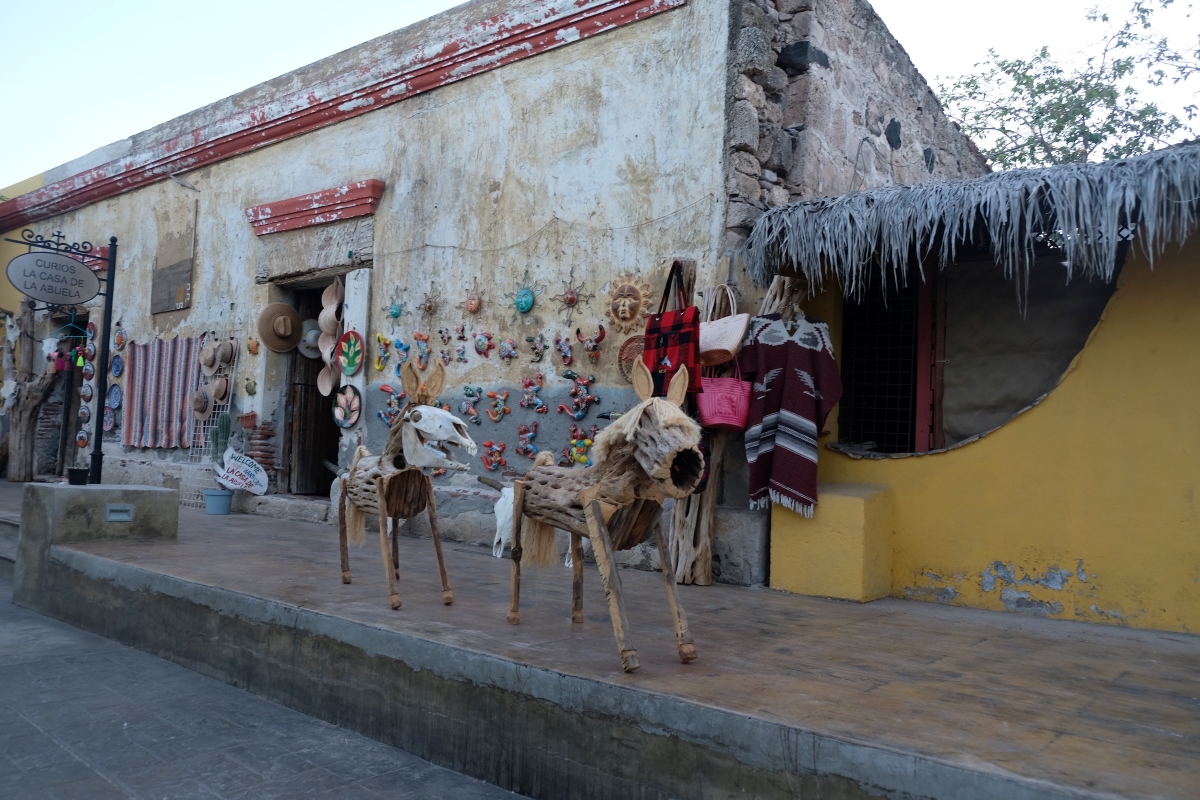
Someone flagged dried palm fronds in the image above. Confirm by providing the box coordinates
[746,143,1200,297]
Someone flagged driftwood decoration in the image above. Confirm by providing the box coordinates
[338,359,476,609]
[509,359,705,672]
[6,303,60,483]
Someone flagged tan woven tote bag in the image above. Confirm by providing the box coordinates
[699,284,750,367]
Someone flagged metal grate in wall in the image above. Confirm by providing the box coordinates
[837,276,919,454]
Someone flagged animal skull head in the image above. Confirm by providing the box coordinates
[401,404,477,471]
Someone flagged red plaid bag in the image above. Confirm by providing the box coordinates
[643,260,702,395]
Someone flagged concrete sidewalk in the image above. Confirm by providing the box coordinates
[0,574,525,800]
[10,490,1200,799]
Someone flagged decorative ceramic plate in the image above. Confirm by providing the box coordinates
[86,321,96,340]
[106,384,123,410]
[82,362,95,380]
[76,430,89,447]
[102,406,116,432]
[113,326,127,350]
[84,342,96,361]
[80,384,93,402]
[336,331,365,377]
[78,405,91,423]
[111,353,123,378]
[332,384,361,428]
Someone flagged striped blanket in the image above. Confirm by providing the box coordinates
[123,336,202,449]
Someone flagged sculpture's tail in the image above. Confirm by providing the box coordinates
[346,502,367,547]
[345,446,371,547]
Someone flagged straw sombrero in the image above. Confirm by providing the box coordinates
[318,304,342,336]
[191,386,215,421]
[297,320,322,360]
[209,376,230,404]
[199,342,219,376]
[215,339,235,369]
[316,364,337,397]
[321,278,344,309]
[318,331,337,366]
[258,304,303,352]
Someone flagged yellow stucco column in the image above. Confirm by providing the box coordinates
[770,482,893,602]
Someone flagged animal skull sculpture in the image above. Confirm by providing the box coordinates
[397,359,477,470]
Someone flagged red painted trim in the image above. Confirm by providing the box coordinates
[913,267,934,454]
[0,0,686,232]
[245,179,384,235]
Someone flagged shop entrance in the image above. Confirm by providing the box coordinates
[285,287,341,496]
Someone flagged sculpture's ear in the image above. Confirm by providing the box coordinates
[632,358,653,402]
[401,359,421,398]
[666,365,688,407]
[424,360,446,401]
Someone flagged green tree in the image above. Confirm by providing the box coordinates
[941,1,1197,169]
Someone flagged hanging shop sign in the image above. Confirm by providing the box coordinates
[6,252,101,305]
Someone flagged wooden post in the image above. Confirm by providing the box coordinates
[586,500,640,673]
[425,478,454,605]
[655,522,698,663]
[570,532,584,624]
[507,480,525,625]
[379,509,400,610]
[338,478,351,584]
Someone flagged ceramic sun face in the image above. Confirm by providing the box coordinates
[381,292,411,329]
[502,269,545,324]
[419,285,443,324]
[458,278,485,316]
[605,274,653,333]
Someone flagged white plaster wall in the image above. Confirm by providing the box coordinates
[29,0,731,491]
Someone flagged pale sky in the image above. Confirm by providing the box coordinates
[1,0,1196,192]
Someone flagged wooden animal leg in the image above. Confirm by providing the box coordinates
[507,480,525,625]
[655,523,698,664]
[585,501,639,673]
[426,479,454,605]
[338,478,351,584]
[379,509,401,610]
[391,517,401,579]
[570,533,584,624]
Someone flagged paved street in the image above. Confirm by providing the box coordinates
[0,577,525,800]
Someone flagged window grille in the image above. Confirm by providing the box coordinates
[837,277,919,454]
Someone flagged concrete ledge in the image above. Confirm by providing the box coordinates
[14,484,177,606]
[19,542,1091,800]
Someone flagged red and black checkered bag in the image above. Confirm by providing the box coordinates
[643,260,702,395]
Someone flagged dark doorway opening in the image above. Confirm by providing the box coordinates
[285,288,340,495]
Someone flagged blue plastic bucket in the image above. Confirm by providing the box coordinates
[203,488,233,515]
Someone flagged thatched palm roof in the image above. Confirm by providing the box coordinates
[746,143,1200,296]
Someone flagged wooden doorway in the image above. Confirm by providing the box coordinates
[286,288,341,495]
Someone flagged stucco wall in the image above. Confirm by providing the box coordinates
[785,240,1200,633]
[19,0,729,496]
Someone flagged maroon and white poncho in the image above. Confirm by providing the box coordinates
[737,314,842,516]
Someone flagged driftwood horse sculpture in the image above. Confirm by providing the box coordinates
[338,360,477,609]
[509,360,705,672]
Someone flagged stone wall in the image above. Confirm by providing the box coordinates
[722,0,989,251]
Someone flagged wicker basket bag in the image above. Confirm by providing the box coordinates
[697,361,751,430]
[699,285,750,367]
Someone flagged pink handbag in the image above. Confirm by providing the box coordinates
[696,362,751,430]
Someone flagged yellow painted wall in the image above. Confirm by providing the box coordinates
[0,174,47,314]
[781,239,1200,633]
